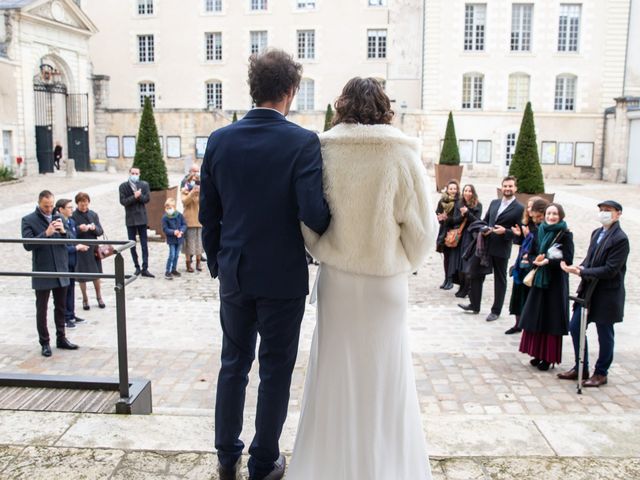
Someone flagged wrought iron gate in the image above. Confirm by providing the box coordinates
[33,83,59,174]
[67,94,90,171]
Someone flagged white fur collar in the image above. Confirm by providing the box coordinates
[320,123,420,149]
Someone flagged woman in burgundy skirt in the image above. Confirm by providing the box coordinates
[518,203,574,371]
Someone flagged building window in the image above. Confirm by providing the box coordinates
[250,31,268,55]
[206,81,223,109]
[507,73,530,110]
[558,4,581,52]
[369,0,386,5]
[462,73,483,109]
[554,75,577,111]
[206,32,223,61]
[297,79,315,111]
[464,4,486,51]
[367,29,387,59]
[137,0,154,15]
[511,4,532,51]
[139,82,155,107]
[137,35,155,63]
[505,132,517,166]
[297,0,315,8]
[205,0,222,11]
[251,0,267,10]
[297,30,315,59]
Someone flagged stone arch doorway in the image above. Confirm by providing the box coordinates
[33,56,90,173]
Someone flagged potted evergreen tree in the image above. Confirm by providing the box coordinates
[133,96,176,238]
[435,112,463,191]
[507,102,554,203]
[324,104,334,131]
[232,111,238,123]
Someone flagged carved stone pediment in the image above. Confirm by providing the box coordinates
[27,0,92,31]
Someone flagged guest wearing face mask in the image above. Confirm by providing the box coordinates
[119,167,154,277]
[559,200,629,387]
[518,203,574,371]
[162,198,187,280]
[181,166,205,272]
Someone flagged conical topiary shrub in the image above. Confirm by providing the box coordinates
[232,111,238,123]
[133,96,168,191]
[439,112,460,165]
[324,104,334,131]
[509,102,545,194]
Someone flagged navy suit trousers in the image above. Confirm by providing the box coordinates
[215,285,305,480]
[569,306,615,376]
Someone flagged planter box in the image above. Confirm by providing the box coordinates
[147,186,178,239]
[495,189,555,205]
[434,164,464,192]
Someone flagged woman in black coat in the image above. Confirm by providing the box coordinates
[505,197,549,334]
[71,192,105,310]
[518,203,574,371]
[435,180,462,290]
[453,184,482,298]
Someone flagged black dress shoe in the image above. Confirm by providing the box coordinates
[65,320,76,328]
[74,316,86,323]
[56,338,79,350]
[530,358,541,367]
[458,303,479,314]
[442,280,454,290]
[505,326,522,335]
[486,313,499,322]
[263,455,286,480]
[134,267,142,276]
[218,457,241,480]
[537,361,551,371]
[141,270,155,278]
[41,344,52,357]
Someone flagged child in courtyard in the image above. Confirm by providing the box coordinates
[161,198,187,280]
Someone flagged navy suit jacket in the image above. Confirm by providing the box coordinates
[199,108,331,299]
[483,198,525,259]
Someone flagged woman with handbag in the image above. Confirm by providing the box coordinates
[518,203,574,371]
[505,198,548,334]
[453,184,482,298]
[436,180,462,290]
[72,192,106,310]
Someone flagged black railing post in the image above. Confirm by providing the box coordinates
[114,251,130,403]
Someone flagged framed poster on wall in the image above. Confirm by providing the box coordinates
[575,142,594,167]
[195,137,208,158]
[459,140,473,164]
[123,136,136,158]
[476,140,492,164]
[106,136,119,158]
[541,141,556,165]
[167,136,181,158]
[558,142,574,165]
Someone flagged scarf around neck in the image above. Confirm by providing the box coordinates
[534,220,567,289]
[440,193,456,215]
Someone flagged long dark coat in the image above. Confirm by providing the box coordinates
[119,180,150,227]
[21,208,70,290]
[519,229,574,336]
[577,222,629,324]
[458,202,483,276]
[71,209,104,277]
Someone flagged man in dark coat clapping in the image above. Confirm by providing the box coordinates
[21,190,79,357]
[559,200,630,387]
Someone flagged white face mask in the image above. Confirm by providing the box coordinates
[598,211,614,227]
[166,208,175,215]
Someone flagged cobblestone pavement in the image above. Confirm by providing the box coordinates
[0,172,639,478]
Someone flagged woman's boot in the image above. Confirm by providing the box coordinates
[186,256,194,273]
[443,277,454,290]
[196,255,203,271]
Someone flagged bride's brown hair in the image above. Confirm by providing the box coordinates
[333,77,394,126]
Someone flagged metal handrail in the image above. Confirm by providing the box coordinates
[0,237,151,414]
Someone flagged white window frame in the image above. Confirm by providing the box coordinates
[367,29,387,59]
[137,0,154,15]
[558,4,581,52]
[250,31,268,55]
[507,73,530,110]
[297,78,315,111]
[462,73,484,110]
[464,4,486,51]
[505,132,517,167]
[251,0,267,11]
[137,34,155,63]
[511,4,533,52]
[205,32,223,61]
[205,0,222,12]
[138,82,155,107]
[297,30,315,59]
[554,74,577,111]
[206,81,223,109]
[296,0,315,9]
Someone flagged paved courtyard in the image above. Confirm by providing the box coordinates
[0,170,639,478]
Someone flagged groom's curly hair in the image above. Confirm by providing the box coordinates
[248,49,302,105]
[333,77,394,126]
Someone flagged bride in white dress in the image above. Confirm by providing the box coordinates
[288,77,438,480]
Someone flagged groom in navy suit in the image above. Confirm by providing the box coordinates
[200,49,331,480]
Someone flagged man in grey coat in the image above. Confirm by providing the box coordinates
[21,190,79,357]
[119,167,154,277]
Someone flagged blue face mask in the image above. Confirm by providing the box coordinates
[129,175,140,183]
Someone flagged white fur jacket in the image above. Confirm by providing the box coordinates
[302,123,438,276]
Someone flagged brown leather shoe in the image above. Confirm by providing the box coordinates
[557,368,590,381]
[218,457,241,480]
[583,374,608,387]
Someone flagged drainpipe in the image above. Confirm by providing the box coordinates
[600,106,616,181]
[622,0,633,96]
